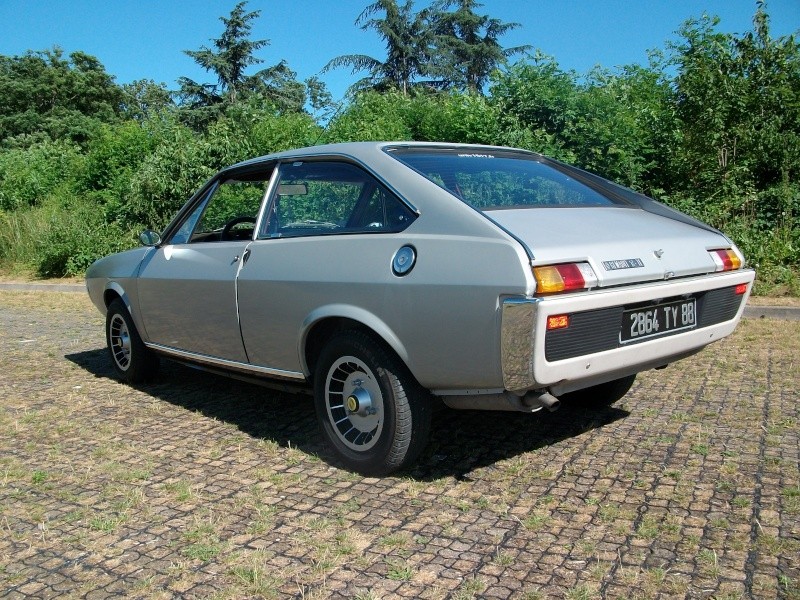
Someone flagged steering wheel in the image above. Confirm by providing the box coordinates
[221,216,257,241]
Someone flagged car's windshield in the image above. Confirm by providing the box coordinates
[389,148,624,210]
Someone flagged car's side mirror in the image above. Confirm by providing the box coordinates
[139,230,162,247]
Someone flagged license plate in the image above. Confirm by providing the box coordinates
[621,298,697,343]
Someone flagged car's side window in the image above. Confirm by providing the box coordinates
[170,189,211,245]
[170,173,273,244]
[260,161,415,238]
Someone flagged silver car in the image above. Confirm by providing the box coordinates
[86,142,755,475]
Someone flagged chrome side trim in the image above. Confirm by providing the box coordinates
[145,343,306,381]
[500,297,540,392]
[432,388,505,396]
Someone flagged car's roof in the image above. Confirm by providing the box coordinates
[227,141,538,172]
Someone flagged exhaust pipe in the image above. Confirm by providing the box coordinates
[525,391,561,412]
[503,390,561,413]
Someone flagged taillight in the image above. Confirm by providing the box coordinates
[710,248,743,272]
[735,283,748,295]
[533,262,597,295]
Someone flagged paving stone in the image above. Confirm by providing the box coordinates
[1,292,798,598]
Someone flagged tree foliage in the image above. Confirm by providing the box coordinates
[324,0,434,95]
[429,0,531,94]
[325,0,527,95]
[0,48,122,147]
[177,1,308,127]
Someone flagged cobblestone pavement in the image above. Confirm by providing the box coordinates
[1,291,798,599]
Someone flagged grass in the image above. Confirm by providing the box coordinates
[0,206,53,269]
[30,470,47,485]
[564,584,599,600]
[522,511,552,530]
[378,532,412,548]
[182,519,223,562]
[784,485,800,515]
[452,576,486,599]
[493,549,514,566]
[247,503,278,534]
[88,515,125,532]
[164,481,194,502]
[697,548,721,578]
[636,515,660,539]
[385,559,414,581]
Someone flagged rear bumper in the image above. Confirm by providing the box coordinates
[501,269,755,395]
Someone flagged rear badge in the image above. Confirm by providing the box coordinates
[602,258,645,271]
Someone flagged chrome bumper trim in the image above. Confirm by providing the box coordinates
[500,297,540,392]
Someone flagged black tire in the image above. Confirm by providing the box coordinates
[105,298,159,383]
[561,374,636,407]
[313,330,431,476]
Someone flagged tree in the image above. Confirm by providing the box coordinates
[324,0,434,95]
[177,1,306,127]
[120,79,174,122]
[0,48,122,146]
[429,0,530,94]
[669,4,800,219]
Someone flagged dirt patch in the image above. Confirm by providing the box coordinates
[747,295,800,307]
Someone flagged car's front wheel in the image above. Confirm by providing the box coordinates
[314,331,431,476]
[106,298,159,383]
[561,374,636,407]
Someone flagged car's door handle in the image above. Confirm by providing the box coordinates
[232,249,251,265]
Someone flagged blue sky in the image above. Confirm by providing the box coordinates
[1,1,798,102]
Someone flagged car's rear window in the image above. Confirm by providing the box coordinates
[388,148,623,210]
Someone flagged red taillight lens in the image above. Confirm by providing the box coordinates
[533,262,597,295]
[547,314,570,330]
[735,283,748,295]
[711,249,743,272]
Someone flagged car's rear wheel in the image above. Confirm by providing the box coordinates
[561,374,636,407]
[314,331,431,476]
[106,298,159,383]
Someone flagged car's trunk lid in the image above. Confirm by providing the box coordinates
[485,206,725,287]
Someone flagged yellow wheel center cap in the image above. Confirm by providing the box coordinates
[346,395,359,413]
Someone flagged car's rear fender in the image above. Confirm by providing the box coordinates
[299,304,410,381]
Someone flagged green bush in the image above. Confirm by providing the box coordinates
[34,199,136,277]
[0,140,84,210]
[123,116,215,230]
[79,121,157,205]
[325,91,414,142]
[247,111,321,155]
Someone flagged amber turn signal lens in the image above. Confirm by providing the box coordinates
[533,262,597,295]
[711,249,742,272]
